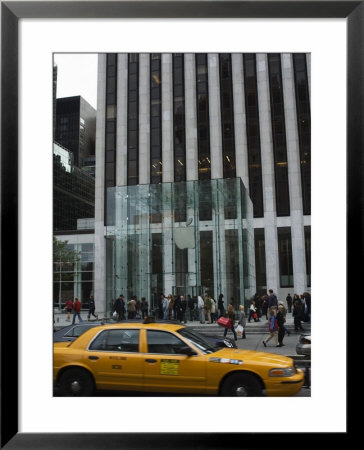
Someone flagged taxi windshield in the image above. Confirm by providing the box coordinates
[176,328,218,354]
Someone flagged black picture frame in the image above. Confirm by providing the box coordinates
[1,1,355,448]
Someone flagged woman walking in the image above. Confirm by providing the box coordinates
[262,309,279,347]
[238,305,247,339]
[224,300,237,341]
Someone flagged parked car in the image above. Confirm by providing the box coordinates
[296,333,311,357]
[54,319,237,349]
[54,321,304,397]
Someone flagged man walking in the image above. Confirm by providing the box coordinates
[267,289,278,311]
[72,297,83,324]
[87,294,98,320]
[202,291,212,324]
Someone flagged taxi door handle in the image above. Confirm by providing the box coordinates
[145,359,157,363]
[89,356,99,360]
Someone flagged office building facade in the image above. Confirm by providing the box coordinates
[94,53,311,314]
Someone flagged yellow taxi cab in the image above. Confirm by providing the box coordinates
[54,321,304,397]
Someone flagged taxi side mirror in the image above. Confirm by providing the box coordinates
[179,346,197,357]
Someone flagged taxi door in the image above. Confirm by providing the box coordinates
[86,328,144,391]
[142,329,207,394]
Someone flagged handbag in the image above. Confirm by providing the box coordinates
[217,317,232,329]
[253,312,258,319]
[236,324,244,337]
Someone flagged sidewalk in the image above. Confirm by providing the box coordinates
[53,310,311,334]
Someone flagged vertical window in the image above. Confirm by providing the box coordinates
[195,53,211,180]
[150,54,162,185]
[268,54,290,216]
[195,54,211,221]
[105,54,117,223]
[278,227,294,287]
[173,54,186,183]
[173,54,186,222]
[127,54,139,185]
[219,54,236,180]
[304,226,311,287]
[254,228,267,292]
[293,54,311,215]
[243,54,264,218]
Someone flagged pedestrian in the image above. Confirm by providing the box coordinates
[113,294,125,322]
[161,294,168,320]
[168,295,174,320]
[293,297,305,331]
[262,308,279,347]
[217,293,225,318]
[254,293,262,318]
[238,305,246,339]
[261,295,268,319]
[267,289,278,312]
[248,300,258,322]
[87,294,98,320]
[181,295,187,323]
[187,294,195,321]
[276,304,285,347]
[72,297,83,324]
[224,300,237,340]
[210,296,216,323]
[286,293,293,313]
[127,296,137,319]
[173,295,179,320]
[202,291,212,324]
[278,301,290,336]
[197,293,204,323]
[303,292,311,323]
[65,298,73,322]
[135,297,141,318]
[158,294,164,319]
[141,297,148,318]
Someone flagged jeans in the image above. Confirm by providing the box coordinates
[224,325,237,340]
[189,309,195,321]
[72,312,83,324]
[198,307,204,322]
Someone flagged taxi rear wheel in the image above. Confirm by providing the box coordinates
[221,373,263,397]
[59,368,94,396]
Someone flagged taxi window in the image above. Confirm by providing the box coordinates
[89,329,139,353]
[147,330,188,354]
[64,325,91,337]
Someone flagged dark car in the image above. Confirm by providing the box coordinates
[53,318,237,348]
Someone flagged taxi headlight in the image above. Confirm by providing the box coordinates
[269,367,296,377]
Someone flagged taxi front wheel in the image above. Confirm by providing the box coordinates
[59,368,94,396]
[221,373,263,397]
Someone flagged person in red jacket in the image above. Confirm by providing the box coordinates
[72,297,83,324]
[65,298,73,322]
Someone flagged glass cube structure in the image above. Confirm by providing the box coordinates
[105,178,255,313]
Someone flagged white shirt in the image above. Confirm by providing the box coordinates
[197,296,204,308]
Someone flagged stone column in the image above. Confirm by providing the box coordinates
[232,53,249,190]
[94,54,107,315]
[184,54,199,291]
[281,53,307,295]
[208,55,226,299]
[161,54,175,294]
[256,54,280,296]
[116,54,128,187]
[208,54,223,180]
[139,54,150,185]
[162,53,174,183]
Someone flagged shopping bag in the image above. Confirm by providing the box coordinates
[217,317,232,329]
[236,324,244,337]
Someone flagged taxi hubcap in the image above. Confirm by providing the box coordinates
[70,380,81,393]
[235,386,249,396]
